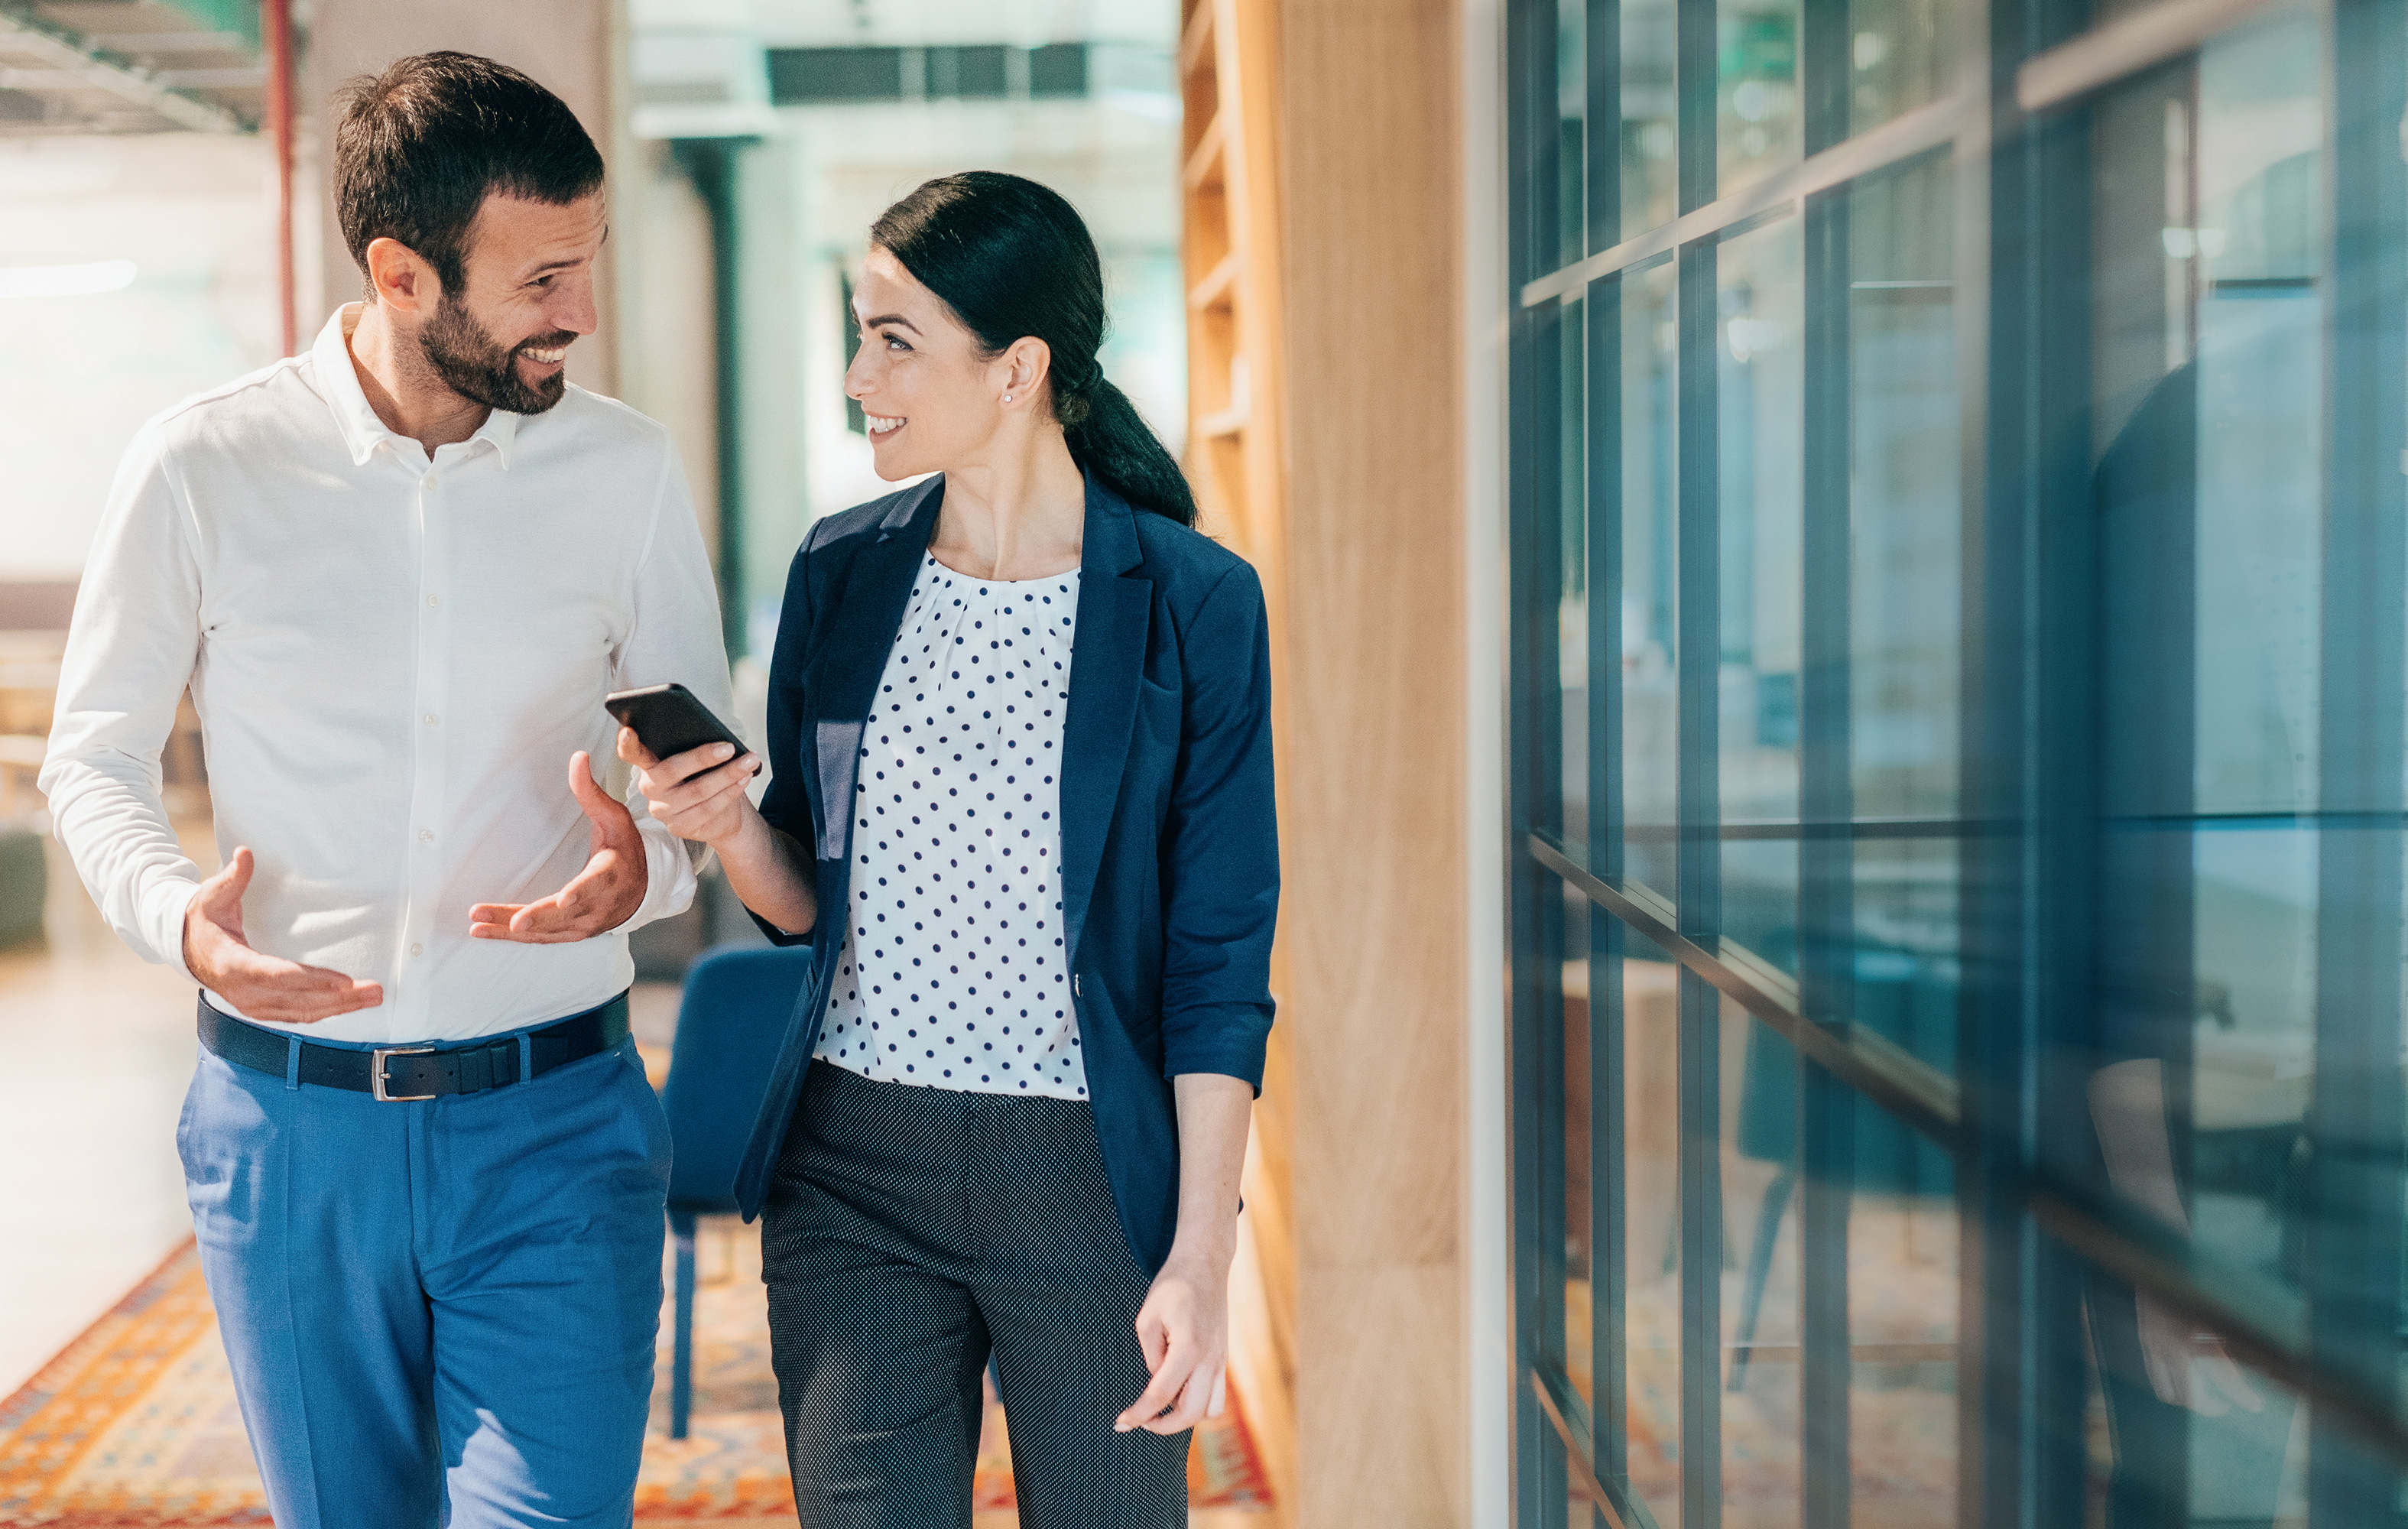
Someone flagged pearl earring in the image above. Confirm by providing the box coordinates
[1003,393,1012,403]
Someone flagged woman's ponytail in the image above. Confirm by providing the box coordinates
[1058,375,1197,529]
[871,171,1197,528]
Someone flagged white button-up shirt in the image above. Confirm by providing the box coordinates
[41,305,733,1042]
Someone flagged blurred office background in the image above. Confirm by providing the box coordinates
[14,0,2408,1525]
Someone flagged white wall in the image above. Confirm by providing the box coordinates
[0,134,281,581]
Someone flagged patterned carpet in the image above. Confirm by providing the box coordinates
[0,1226,1272,1525]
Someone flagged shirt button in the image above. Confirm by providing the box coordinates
[423,713,439,726]
[426,594,440,607]
[418,829,434,843]
[411,943,424,956]
[422,475,437,489]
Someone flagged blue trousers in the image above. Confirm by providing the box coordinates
[177,1018,671,1529]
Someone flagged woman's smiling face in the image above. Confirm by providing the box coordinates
[845,245,1009,481]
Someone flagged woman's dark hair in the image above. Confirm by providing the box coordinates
[335,52,605,296]
[871,171,1198,527]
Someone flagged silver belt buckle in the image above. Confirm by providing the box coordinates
[371,1045,438,1102]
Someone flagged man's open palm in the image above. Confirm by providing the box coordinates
[183,846,385,1024]
[469,752,648,943]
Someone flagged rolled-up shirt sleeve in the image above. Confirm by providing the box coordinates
[610,441,735,932]
[40,423,207,980]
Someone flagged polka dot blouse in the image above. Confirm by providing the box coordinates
[813,553,1088,1099]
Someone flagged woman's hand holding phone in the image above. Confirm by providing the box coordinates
[620,726,819,940]
[617,728,761,849]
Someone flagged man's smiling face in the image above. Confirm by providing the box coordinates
[417,190,604,414]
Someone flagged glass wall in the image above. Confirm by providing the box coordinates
[1503,0,2408,1524]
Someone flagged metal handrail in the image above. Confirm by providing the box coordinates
[1530,829,1962,1147]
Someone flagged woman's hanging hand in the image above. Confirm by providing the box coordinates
[1118,1252,1231,1434]
[1116,1072,1253,1434]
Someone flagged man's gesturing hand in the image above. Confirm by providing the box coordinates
[469,752,648,943]
[183,846,384,1024]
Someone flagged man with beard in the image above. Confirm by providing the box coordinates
[39,53,729,1528]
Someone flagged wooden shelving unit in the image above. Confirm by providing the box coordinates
[1180,0,1284,574]
[1177,0,1295,1519]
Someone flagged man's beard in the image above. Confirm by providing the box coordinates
[419,296,573,415]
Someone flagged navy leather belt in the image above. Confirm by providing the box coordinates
[196,992,631,1101]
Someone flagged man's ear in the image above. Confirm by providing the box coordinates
[362,236,440,318]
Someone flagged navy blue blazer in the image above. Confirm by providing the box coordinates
[731,472,1279,1274]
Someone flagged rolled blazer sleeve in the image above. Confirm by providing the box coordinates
[748,533,819,948]
[1157,561,1279,1089]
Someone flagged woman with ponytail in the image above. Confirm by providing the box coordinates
[618,170,1277,1527]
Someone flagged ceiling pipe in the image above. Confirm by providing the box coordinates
[261,0,295,355]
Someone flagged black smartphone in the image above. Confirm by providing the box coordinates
[604,683,749,779]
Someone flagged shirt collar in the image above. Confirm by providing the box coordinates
[311,304,521,472]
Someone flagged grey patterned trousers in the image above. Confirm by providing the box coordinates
[762,1060,1190,1528]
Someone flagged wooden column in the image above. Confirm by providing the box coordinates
[1182,0,1468,1519]
[1276,3,1468,1521]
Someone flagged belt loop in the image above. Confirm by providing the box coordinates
[284,1036,301,1092]
[517,1031,534,1085]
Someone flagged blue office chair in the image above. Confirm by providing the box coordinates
[660,943,814,1437]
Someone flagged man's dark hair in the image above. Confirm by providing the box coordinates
[335,52,604,297]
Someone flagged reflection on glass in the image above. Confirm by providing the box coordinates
[1719,0,1800,197]
[1560,295,1592,849]
[1624,943,1684,1525]
[1506,0,2408,1515]
[1715,1008,1961,1522]
[1557,0,1589,267]
[1845,1109,1959,1524]
[2083,14,2323,1321]
[1722,1005,1801,1529]
[1623,258,1680,896]
[1563,897,1596,1436]
[2072,1242,2308,1526]
[1719,216,1803,968]
[2182,18,2322,1330]
[1845,152,1959,826]
[1845,0,1955,134]
[1844,151,1962,1084]
[1623,0,1679,235]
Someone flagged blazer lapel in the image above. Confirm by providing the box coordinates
[803,477,943,861]
[1060,479,1151,968]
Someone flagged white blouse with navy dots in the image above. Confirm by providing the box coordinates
[814,553,1088,1099]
